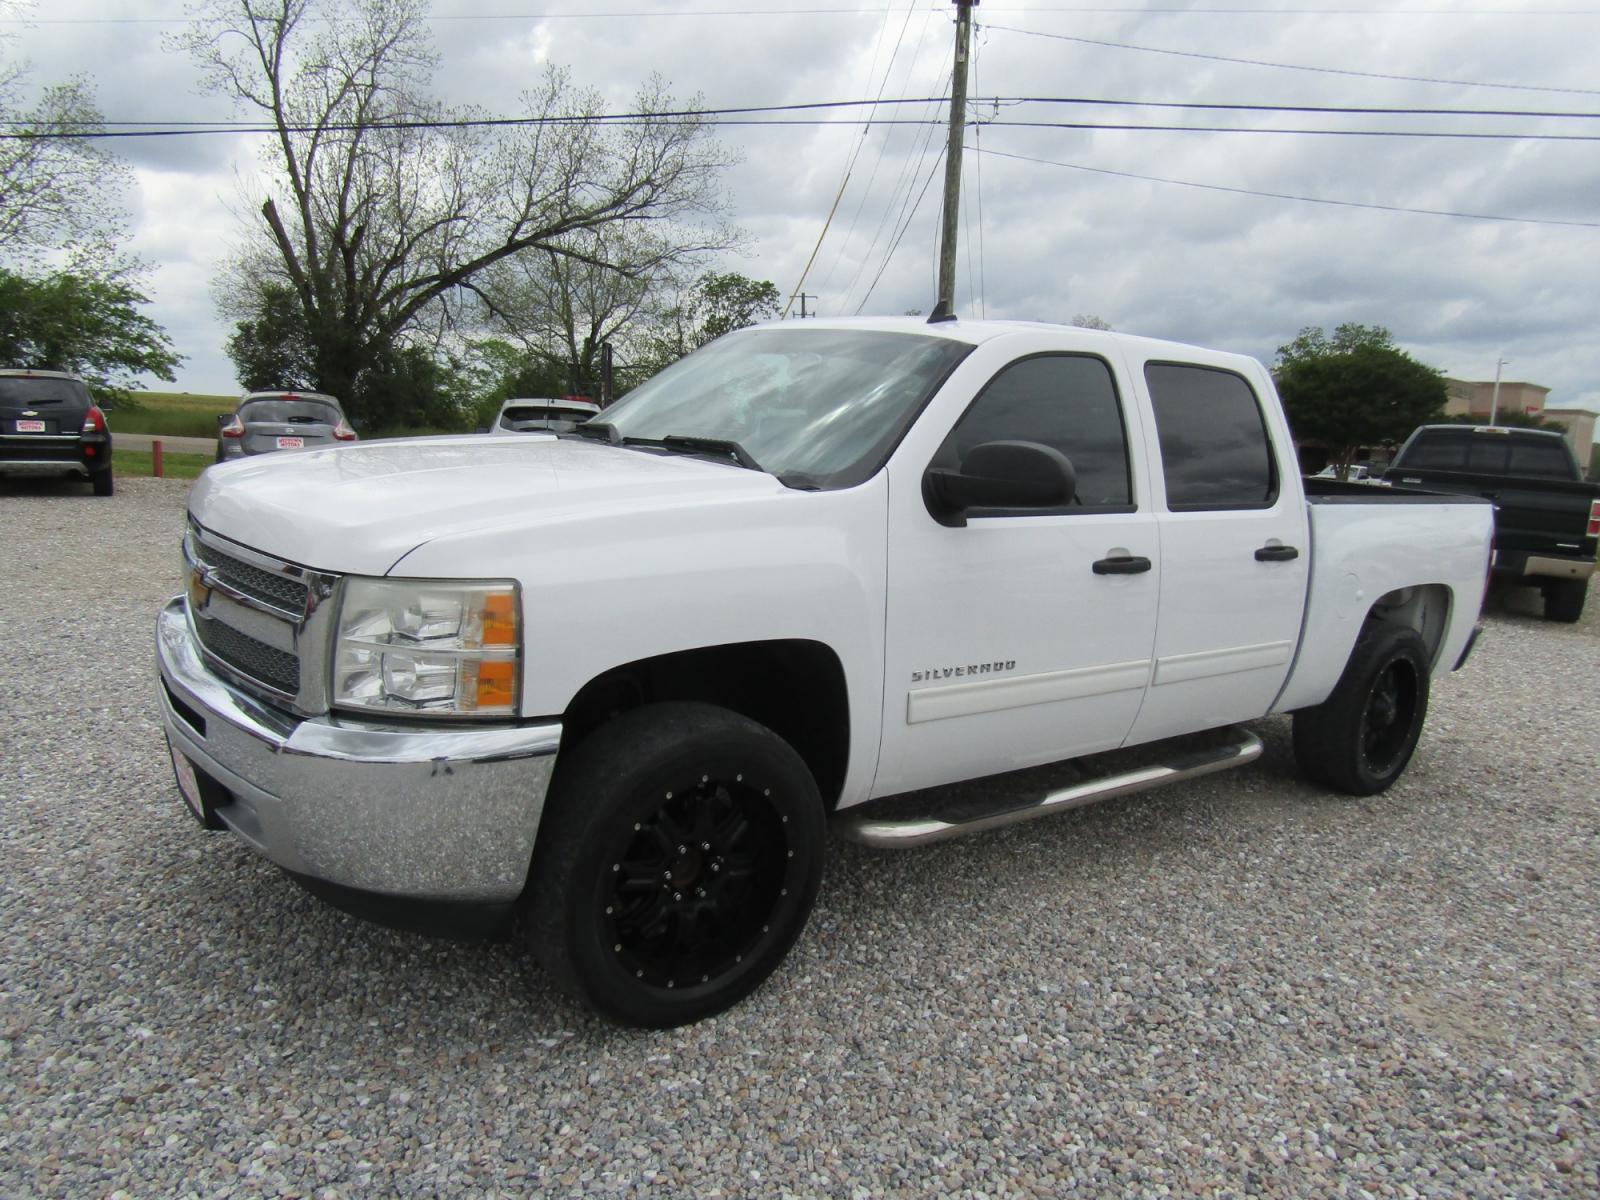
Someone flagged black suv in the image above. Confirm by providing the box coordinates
[0,369,114,496]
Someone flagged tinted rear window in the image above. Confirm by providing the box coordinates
[0,377,90,405]
[240,400,341,424]
[1399,430,1576,479]
[501,406,595,428]
[1146,363,1278,510]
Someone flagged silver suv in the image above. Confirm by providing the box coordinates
[489,396,600,435]
[216,391,357,462]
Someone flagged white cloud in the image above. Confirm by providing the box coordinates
[9,0,1597,422]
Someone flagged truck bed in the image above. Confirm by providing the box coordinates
[1272,482,1493,714]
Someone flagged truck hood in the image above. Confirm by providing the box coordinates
[188,434,787,576]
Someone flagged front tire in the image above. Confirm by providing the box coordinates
[1543,578,1588,623]
[526,702,825,1028]
[1293,622,1430,796]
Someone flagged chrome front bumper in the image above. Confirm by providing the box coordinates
[155,597,561,902]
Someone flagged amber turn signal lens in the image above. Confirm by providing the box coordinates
[475,659,516,708]
[481,592,517,645]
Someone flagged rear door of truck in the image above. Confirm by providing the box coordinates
[1120,353,1312,745]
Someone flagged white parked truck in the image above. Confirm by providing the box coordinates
[157,318,1493,1027]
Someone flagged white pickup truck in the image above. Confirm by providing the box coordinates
[157,318,1492,1027]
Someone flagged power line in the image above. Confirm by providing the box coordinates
[840,70,952,313]
[974,145,1600,229]
[986,24,1600,96]
[14,94,1600,137]
[9,6,1600,23]
[855,143,947,313]
[787,0,923,317]
[816,4,941,304]
[17,117,1600,142]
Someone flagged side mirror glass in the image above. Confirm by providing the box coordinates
[923,440,1077,527]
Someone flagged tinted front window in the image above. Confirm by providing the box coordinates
[240,400,341,425]
[604,328,972,488]
[0,377,90,405]
[937,354,1132,509]
[1146,364,1277,510]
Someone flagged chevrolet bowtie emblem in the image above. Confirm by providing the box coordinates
[188,566,213,611]
[20,409,38,417]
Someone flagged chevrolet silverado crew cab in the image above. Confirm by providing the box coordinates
[1384,424,1599,622]
[157,319,1493,1027]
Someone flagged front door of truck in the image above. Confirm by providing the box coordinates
[875,349,1161,798]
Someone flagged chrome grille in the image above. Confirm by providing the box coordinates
[193,617,300,695]
[184,521,341,713]
[192,543,309,615]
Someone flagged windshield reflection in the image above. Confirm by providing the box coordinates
[600,328,971,488]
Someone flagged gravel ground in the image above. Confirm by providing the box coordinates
[2,474,1597,1199]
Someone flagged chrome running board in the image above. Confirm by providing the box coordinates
[836,727,1263,849]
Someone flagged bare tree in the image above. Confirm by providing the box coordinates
[0,2,134,264]
[469,220,731,399]
[177,0,734,417]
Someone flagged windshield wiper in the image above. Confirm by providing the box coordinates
[657,434,763,472]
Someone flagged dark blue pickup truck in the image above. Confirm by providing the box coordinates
[1386,424,1598,622]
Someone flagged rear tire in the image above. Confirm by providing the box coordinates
[1543,578,1588,623]
[91,467,114,497]
[1293,622,1430,796]
[526,702,826,1028]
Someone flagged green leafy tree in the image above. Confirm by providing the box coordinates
[457,337,571,428]
[0,267,182,401]
[1273,323,1446,476]
[224,281,317,391]
[633,271,780,379]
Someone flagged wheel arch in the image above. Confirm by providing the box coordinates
[557,639,851,810]
[1363,582,1454,672]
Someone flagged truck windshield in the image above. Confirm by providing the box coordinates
[601,328,971,488]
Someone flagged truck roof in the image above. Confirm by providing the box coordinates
[739,316,1262,371]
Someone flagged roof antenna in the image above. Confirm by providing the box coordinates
[926,299,957,324]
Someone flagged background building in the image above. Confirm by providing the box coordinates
[1445,378,1597,475]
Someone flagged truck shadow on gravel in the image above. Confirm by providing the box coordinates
[167,715,1339,1045]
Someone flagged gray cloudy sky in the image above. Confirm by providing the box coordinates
[11,1,1600,433]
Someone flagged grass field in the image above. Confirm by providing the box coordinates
[108,391,464,440]
[113,447,213,481]
[108,391,236,439]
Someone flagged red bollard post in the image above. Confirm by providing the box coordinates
[152,439,165,478]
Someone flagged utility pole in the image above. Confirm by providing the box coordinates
[1488,356,1508,426]
[930,0,978,323]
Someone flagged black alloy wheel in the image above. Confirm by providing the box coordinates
[1293,621,1431,796]
[1359,656,1421,779]
[527,702,825,1028]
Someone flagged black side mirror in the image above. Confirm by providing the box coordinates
[216,413,232,428]
[923,440,1077,527]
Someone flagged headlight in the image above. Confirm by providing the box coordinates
[332,578,520,718]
